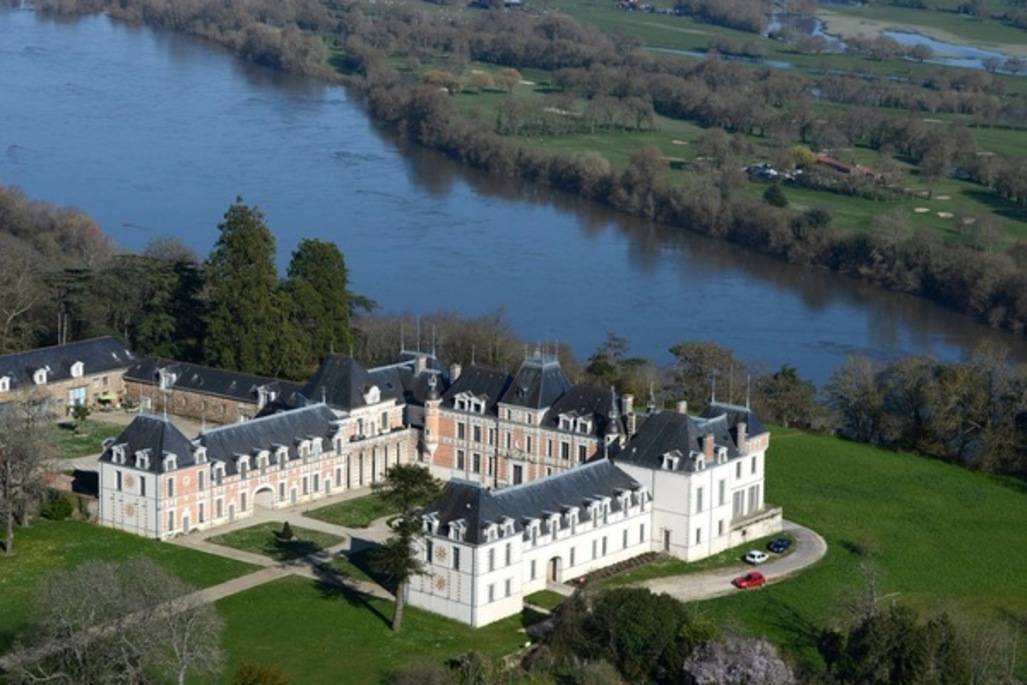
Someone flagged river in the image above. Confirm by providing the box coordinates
[1,7,1022,383]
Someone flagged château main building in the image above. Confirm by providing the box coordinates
[95,347,780,626]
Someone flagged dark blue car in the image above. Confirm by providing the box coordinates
[768,537,791,554]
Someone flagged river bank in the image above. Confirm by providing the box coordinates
[3,5,1025,381]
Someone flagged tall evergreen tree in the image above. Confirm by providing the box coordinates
[282,238,353,368]
[204,199,282,376]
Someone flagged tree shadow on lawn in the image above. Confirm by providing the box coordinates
[310,566,393,630]
[761,595,823,657]
[271,536,323,562]
[963,188,1027,224]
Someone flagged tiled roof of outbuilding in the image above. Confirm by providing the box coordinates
[125,357,302,403]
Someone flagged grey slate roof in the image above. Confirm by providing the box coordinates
[99,415,194,474]
[125,357,302,403]
[427,459,641,545]
[0,337,135,390]
[442,366,512,415]
[541,384,621,437]
[500,357,570,410]
[298,355,403,410]
[616,405,765,473]
[700,401,768,438]
[198,403,339,475]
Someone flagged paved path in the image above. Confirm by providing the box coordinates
[635,521,826,602]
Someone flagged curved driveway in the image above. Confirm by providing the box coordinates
[637,520,827,602]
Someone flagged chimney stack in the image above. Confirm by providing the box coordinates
[676,400,688,415]
[737,421,747,453]
[703,432,714,459]
[622,394,636,436]
[414,355,427,375]
[449,362,462,382]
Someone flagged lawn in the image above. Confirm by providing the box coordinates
[49,418,123,458]
[305,493,397,528]
[0,520,256,654]
[208,522,344,562]
[524,589,567,611]
[602,532,793,587]
[695,428,1027,673]
[216,576,534,684]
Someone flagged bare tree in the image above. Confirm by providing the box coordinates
[0,235,46,354]
[11,557,223,684]
[0,398,52,556]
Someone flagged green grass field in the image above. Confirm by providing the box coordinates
[696,428,1027,672]
[216,576,534,684]
[0,520,256,653]
[49,418,123,458]
[208,522,344,562]
[524,589,567,611]
[305,494,397,528]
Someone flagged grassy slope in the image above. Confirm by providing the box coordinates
[216,576,532,684]
[304,493,397,528]
[695,428,1027,671]
[0,520,256,653]
[208,522,344,562]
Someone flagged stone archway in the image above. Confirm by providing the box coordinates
[253,486,275,510]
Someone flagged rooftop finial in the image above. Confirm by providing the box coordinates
[400,320,405,354]
[432,325,437,357]
[711,369,718,403]
[416,316,421,353]
[746,374,752,410]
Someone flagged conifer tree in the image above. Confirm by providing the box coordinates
[204,199,282,376]
[282,238,353,367]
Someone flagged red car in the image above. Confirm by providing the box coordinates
[733,571,766,589]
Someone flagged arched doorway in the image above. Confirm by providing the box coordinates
[547,556,562,583]
[254,486,275,509]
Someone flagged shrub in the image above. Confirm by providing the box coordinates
[763,184,789,208]
[279,521,294,541]
[389,659,455,685]
[40,490,73,521]
[232,663,290,685]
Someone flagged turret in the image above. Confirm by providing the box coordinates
[423,373,441,460]
[604,386,623,454]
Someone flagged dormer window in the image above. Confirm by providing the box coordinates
[256,450,270,470]
[276,446,289,469]
[483,523,498,542]
[717,446,728,464]
[577,419,591,434]
[135,450,151,470]
[662,454,680,471]
[298,440,311,460]
[500,516,515,536]
[0,376,9,393]
[559,416,571,431]
[423,513,440,535]
[238,455,250,479]
[158,369,177,391]
[448,520,466,542]
[566,508,579,532]
[363,385,381,404]
[111,445,126,465]
[213,462,226,486]
[311,438,323,457]
[162,453,177,472]
[548,512,561,534]
[193,446,208,464]
[70,361,84,378]
[33,368,48,385]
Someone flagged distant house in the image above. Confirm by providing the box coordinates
[0,337,136,414]
[745,162,779,181]
[814,152,879,179]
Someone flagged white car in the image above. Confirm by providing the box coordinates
[744,550,769,565]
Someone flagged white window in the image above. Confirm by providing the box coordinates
[530,559,537,579]
[167,478,174,497]
[488,584,495,603]
[505,578,511,597]
[751,456,757,474]
[488,548,495,571]
[718,479,726,507]
[33,368,47,385]
[696,528,702,544]
[0,376,9,392]
[695,487,703,513]
[70,361,84,378]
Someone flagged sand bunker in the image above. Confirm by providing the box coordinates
[672,140,688,145]
[937,211,954,219]
[913,207,930,213]
[935,195,951,200]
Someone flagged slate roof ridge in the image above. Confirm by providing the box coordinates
[130,356,290,384]
[198,402,333,437]
[492,458,611,499]
[0,335,121,358]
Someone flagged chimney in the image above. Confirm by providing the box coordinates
[737,421,747,453]
[622,393,636,437]
[676,400,688,415]
[703,432,714,459]
[449,362,462,381]
[414,355,427,375]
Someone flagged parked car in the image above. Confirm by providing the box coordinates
[733,571,766,589]
[768,537,791,554]
[744,550,769,565]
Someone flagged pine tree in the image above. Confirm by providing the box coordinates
[282,239,353,368]
[204,199,282,376]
